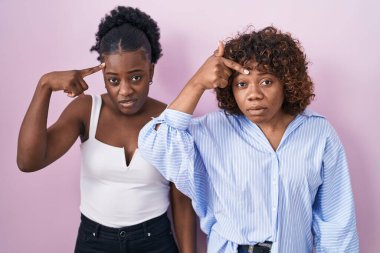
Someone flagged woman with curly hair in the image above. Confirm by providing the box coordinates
[139,27,359,252]
[17,6,195,253]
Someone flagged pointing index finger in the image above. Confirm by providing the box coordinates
[80,62,105,77]
[222,58,250,75]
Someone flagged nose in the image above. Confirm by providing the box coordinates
[247,84,264,101]
[119,81,133,96]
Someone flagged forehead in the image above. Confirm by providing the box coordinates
[233,60,277,79]
[102,49,150,72]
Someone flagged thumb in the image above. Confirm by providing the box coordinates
[213,41,225,57]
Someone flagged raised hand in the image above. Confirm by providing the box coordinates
[189,42,249,90]
[167,42,249,115]
[17,62,105,172]
[39,63,105,97]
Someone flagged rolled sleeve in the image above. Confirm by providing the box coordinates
[164,109,192,130]
[138,109,196,200]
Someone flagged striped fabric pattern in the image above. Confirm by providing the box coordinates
[138,109,359,253]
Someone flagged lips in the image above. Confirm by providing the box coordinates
[248,106,265,110]
[247,106,266,116]
[118,98,137,108]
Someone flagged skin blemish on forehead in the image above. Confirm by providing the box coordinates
[234,61,273,79]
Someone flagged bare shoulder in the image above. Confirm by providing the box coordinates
[60,94,95,139]
[145,97,167,117]
[56,94,93,134]
[64,94,92,117]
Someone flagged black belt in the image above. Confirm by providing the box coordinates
[238,241,272,253]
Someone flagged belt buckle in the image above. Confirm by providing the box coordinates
[248,245,254,253]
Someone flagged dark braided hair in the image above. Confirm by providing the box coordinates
[91,6,162,64]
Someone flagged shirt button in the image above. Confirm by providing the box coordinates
[119,231,127,238]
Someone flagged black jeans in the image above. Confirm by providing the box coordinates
[74,213,178,253]
[238,241,272,253]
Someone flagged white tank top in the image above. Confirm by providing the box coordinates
[79,95,170,227]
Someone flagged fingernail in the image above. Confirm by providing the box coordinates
[100,62,105,68]
[243,69,250,75]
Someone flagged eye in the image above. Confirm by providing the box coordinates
[107,77,119,85]
[131,75,142,82]
[260,79,272,87]
[235,82,248,88]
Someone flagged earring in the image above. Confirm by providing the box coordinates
[149,81,153,85]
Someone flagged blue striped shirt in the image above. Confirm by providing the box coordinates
[138,108,359,253]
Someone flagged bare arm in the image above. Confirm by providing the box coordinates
[17,63,104,172]
[170,183,197,253]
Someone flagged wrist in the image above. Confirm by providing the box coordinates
[186,80,207,96]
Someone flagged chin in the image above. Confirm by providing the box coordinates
[123,109,139,115]
[247,115,266,124]
[118,106,137,115]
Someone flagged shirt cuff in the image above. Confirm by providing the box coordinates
[161,109,192,130]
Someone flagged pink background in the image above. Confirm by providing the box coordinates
[1,1,379,252]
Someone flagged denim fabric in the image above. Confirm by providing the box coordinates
[238,242,272,253]
[74,213,178,253]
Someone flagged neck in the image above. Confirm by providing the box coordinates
[258,113,294,133]
[256,113,296,151]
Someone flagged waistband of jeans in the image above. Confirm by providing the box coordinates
[80,212,168,233]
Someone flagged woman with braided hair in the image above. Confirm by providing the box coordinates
[17,6,195,253]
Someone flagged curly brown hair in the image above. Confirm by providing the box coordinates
[216,26,314,115]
